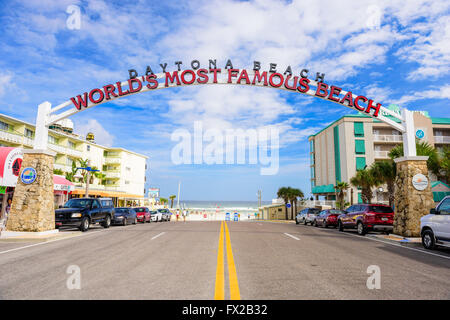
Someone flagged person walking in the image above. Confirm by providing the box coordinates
[176,209,180,222]
[182,209,187,222]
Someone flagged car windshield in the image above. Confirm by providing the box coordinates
[369,206,393,213]
[63,199,92,208]
[134,208,146,212]
[150,211,157,214]
[308,209,320,215]
[115,208,127,214]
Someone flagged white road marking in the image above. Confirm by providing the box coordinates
[307,225,450,261]
[151,232,166,240]
[284,233,300,241]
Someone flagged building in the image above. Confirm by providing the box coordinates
[308,105,450,205]
[0,113,148,207]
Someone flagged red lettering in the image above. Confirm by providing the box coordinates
[197,69,209,84]
[116,81,129,96]
[209,68,221,83]
[128,78,142,93]
[340,91,353,107]
[70,93,88,110]
[252,70,268,86]
[165,71,181,87]
[366,99,381,117]
[146,74,158,89]
[284,75,298,91]
[315,82,328,97]
[103,84,118,100]
[227,69,239,83]
[181,70,196,84]
[88,88,105,104]
[237,69,250,84]
[354,96,368,111]
[297,77,310,93]
[269,73,284,88]
[328,86,341,102]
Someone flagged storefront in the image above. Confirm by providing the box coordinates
[69,188,144,207]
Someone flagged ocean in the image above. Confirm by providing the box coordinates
[177,200,272,214]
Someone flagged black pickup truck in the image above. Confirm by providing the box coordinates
[55,198,115,232]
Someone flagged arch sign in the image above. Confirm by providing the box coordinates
[33,59,417,157]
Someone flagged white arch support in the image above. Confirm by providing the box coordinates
[34,69,416,156]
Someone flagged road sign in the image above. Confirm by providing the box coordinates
[234,212,239,221]
[286,203,291,208]
[225,212,230,221]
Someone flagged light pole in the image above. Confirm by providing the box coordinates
[77,161,100,198]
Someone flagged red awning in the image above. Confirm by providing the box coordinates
[53,175,74,193]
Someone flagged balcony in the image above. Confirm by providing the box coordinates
[54,163,72,172]
[105,172,121,179]
[374,150,390,159]
[48,143,82,158]
[434,136,450,144]
[0,130,23,145]
[304,200,337,208]
[373,134,402,143]
[105,157,121,164]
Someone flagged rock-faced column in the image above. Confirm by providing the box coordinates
[393,156,435,237]
[6,149,56,232]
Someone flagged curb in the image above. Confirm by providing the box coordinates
[368,234,422,248]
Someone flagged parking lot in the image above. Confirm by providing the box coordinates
[0,219,449,300]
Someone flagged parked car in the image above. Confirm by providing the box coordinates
[55,198,115,232]
[151,210,162,222]
[113,207,137,226]
[314,209,345,228]
[134,207,151,223]
[296,208,320,225]
[420,196,450,250]
[337,204,394,235]
[158,208,171,221]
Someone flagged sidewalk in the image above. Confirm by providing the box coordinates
[368,233,422,247]
[0,230,82,243]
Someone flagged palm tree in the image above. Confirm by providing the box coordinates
[159,197,168,206]
[277,187,290,220]
[169,195,176,208]
[53,168,64,175]
[288,188,304,219]
[350,169,377,204]
[370,160,396,207]
[334,181,349,209]
[440,146,450,183]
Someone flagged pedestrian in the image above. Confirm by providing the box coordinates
[183,209,187,222]
[176,209,180,221]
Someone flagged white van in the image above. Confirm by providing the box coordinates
[420,196,450,250]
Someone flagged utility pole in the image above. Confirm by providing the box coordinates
[177,181,181,209]
[85,160,91,198]
[257,189,262,220]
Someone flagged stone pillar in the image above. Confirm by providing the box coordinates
[393,156,435,237]
[6,149,56,232]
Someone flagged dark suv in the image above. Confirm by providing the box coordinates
[337,204,394,235]
[55,198,115,232]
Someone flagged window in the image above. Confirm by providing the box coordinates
[25,128,34,138]
[87,145,90,151]
[438,198,450,215]
[92,200,100,209]
[68,141,76,149]
[66,158,74,166]
[355,140,366,154]
[354,122,364,137]
[126,166,131,171]
[310,140,314,152]
[48,135,59,144]
[310,167,315,179]
[358,193,363,204]
[356,157,366,170]
[125,180,130,184]
[0,121,10,131]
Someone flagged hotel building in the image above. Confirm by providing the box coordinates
[308,105,450,205]
[0,113,148,207]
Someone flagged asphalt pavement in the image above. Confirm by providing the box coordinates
[0,220,449,299]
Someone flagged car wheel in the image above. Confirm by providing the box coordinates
[314,220,318,227]
[296,219,299,225]
[422,230,436,250]
[103,215,111,229]
[357,222,366,236]
[303,219,307,225]
[123,218,127,226]
[338,221,344,232]
[79,217,90,232]
[323,221,328,228]
[133,218,137,225]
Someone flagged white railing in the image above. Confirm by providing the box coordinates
[66,148,82,158]
[48,143,82,158]
[374,150,390,158]
[54,163,71,171]
[434,136,450,144]
[23,136,34,146]
[373,134,402,143]
[105,157,121,164]
[105,172,120,179]
[304,200,336,207]
[0,130,23,144]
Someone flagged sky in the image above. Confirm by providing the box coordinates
[0,0,449,201]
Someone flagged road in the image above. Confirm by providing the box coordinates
[0,220,449,299]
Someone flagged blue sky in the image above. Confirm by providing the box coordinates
[0,0,449,201]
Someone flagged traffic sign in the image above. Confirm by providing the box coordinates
[234,212,239,221]
[225,212,230,221]
[286,203,291,208]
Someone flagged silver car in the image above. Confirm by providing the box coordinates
[296,208,321,225]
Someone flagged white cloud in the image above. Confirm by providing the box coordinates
[0,73,13,97]
[392,85,450,105]
[75,119,115,147]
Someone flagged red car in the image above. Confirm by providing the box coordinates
[314,209,345,228]
[134,207,151,223]
[337,204,394,235]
